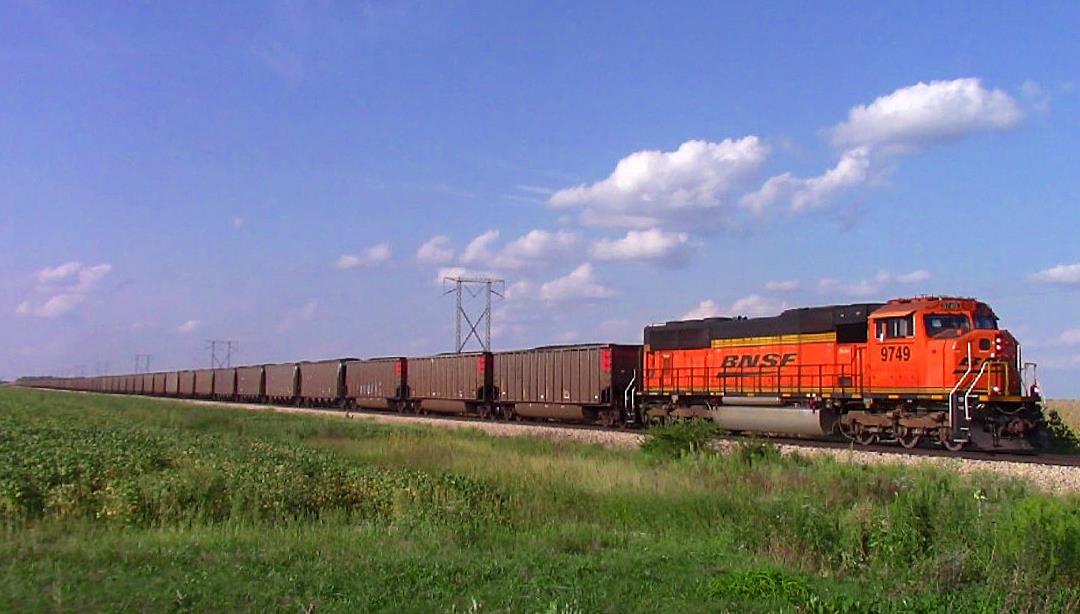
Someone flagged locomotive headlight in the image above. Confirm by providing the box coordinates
[992,385,1001,394]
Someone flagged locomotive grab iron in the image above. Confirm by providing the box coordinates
[20,295,1047,452]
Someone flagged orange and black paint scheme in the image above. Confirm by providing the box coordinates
[641,297,1044,451]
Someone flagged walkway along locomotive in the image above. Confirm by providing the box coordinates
[19,296,1047,452]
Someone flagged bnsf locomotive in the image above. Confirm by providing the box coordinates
[641,296,1044,451]
[19,296,1046,452]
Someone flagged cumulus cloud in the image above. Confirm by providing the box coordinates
[539,263,615,301]
[830,78,1022,149]
[176,319,201,334]
[765,280,800,292]
[590,228,693,265]
[816,270,931,298]
[458,229,578,269]
[460,230,500,265]
[895,270,931,284]
[743,79,1023,213]
[416,236,455,264]
[682,294,786,320]
[1058,328,1080,346]
[334,243,392,269]
[742,147,874,212]
[16,261,112,318]
[1030,263,1080,285]
[549,137,768,229]
[299,300,317,321]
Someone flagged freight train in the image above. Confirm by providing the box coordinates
[18,296,1047,452]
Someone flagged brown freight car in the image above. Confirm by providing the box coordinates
[165,371,180,396]
[193,369,215,398]
[298,360,345,407]
[345,358,407,410]
[178,371,196,397]
[212,368,236,399]
[265,363,299,404]
[494,344,642,425]
[408,352,493,415]
[236,365,265,401]
[152,372,166,396]
[141,373,154,395]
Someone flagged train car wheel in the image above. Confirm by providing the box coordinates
[897,430,921,449]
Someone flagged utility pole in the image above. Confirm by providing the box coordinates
[442,276,504,352]
[95,361,110,376]
[134,354,151,374]
[206,340,239,368]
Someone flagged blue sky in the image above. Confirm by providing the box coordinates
[3,1,1080,395]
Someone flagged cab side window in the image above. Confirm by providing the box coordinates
[875,315,914,340]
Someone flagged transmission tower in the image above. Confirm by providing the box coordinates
[134,354,151,373]
[443,276,504,352]
[207,340,239,368]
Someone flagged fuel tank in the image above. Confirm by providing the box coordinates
[707,404,837,437]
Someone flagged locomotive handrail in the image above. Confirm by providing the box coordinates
[964,358,993,421]
[948,342,974,430]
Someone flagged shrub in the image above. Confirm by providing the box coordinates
[640,420,721,460]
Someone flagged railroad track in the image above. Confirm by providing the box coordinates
[24,387,1080,468]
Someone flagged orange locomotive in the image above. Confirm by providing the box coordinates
[640,297,1044,451]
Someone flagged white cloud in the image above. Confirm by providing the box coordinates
[1058,329,1080,346]
[299,300,317,321]
[549,137,768,229]
[457,229,578,269]
[334,243,391,269]
[366,242,391,263]
[33,294,86,318]
[816,270,930,298]
[682,294,786,320]
[36,261,83,284]
[17,261,112,318]
[176,319,201,334]
[334,254,362,269]
[435,266,499,285]
[590,228,693,264]
[765,280,800,292]
[830,78,1022,149]
[682,299,723,319]
[416,236,455,264]
[1031,263,1080,285]
[1020,80,1051,113]
[539,263,615,301]
[460,230,500,265]
[895,270,931,284]
[499,230,578,268]
[742,147,873,212]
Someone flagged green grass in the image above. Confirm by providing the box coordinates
[2,388,1080,612]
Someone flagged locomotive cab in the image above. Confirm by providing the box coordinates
[864,297,1041,450]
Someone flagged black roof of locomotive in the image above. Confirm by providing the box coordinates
[644,302,884,350]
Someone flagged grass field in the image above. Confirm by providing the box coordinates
[1049,399,1080,432]
[3,387,1080,612]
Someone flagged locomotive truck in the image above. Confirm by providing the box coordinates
[18,296,1046,452]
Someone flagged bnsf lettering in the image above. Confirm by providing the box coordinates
[721,353,796,369]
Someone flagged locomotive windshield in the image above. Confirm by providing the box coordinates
[975,314,998,329]
[924,314,971,338]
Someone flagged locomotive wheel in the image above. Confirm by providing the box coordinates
[855,430,877,446]
[941,438,966,452]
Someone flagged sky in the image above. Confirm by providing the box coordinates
[3,1,1080,394]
